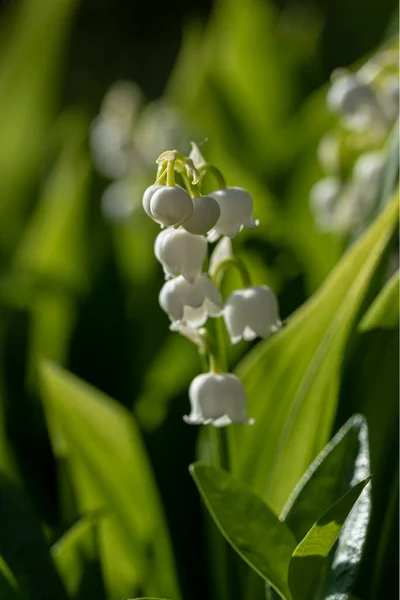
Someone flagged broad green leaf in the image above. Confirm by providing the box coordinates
[282,415,370,542]
[39,361,181,600]
[288,478,371,600]
[338,327,398,597]
[262,416,370,600]
[190,463,297,600]
[233,194,398,513]
[358,270,399,331]
[13,112,91,293]
[0,0,79,253]
[0,556,23,600]
[51,511,105,598]
[0,473,68,600]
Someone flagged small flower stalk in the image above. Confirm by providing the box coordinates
[142,143,282,428]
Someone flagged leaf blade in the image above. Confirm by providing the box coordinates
[191,463,296,600]
[288,478,371,600]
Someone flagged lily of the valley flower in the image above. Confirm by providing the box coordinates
[150,185,194,227]
[154,228,207,284]
[310,177,342,232]
[142,184,163,219]
[159,273,222,328]
[326,72,385,132]
[182,195,221,235]
[208,187,259,241]
[184,372,254,426]
[223,285,281,344]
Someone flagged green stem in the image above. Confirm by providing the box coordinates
[166,160,175,187]
[155,166,167,185]
[180,171,200,197]
[213,257,252,289]
[199,163,227,189]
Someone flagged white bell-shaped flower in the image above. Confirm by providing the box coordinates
[154,228,207,284]
[150,185,194,227]
[184,372,254,426]
[142,184,163,218]
[208,187,259,241]
[326,73,384,132]
[310,177,342,232]
[159,273,222,328]
[223,285,282,344]
[182,195,221,235]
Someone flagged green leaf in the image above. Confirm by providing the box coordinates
[233,194,398,513]
[264,416,370,600]
[282,415,370,542]
[39,360,181,600]
[0,473,68,600]
[190,463,297,600]
[51,511,105,598]
[358,270,399,332]
[288,478,371,600]
[0,0,79,253]
[0,556,23,600]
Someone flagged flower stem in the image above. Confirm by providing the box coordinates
[199,163,227,189]
[166,160,175,187]
[213,257,252,289]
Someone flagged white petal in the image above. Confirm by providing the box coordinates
[223,286,281,343]
[211,187,257,238]
[219,374,249,423]
[182,195,221,235]
[155,229,207,284]
[182,305,208,328]
[200,274,223,313]
[142,184,163,218]
[151,186,193,227]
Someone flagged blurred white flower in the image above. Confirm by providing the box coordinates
[326,72,386,132]
[154,228,207,284]
[90,81,142,179]
[184,373,254,426]
[310,177,342,232]
[353,150,385,187]
[101,178,138,223]
[182,195,221,235]
[208,187,259,241]
[150,186,193,227]
[223,285,281,344]
[159,274,222,328]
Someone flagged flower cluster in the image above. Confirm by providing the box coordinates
[90,81,192,223]
[142,145,281,426]
[310,40,398,237]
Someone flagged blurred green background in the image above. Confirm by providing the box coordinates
[0,0,398,599]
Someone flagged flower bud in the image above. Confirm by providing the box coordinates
[150,185,193,227]
[159,273,222,328]
[154,228,207,284]
[184,372,253,426]
[142,184,163,218]
[223,285,281,344]
[208,187,259,240]
[310,177,342,232]
[182,195,221,235]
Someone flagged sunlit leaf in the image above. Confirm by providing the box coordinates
[190,463,296,600]
[358,270,399,332]
[0,0,79,253]
[0,556,23,600]
[288,478,371,600]
[233,194,398,513]
[39,361,181,600]
[51,511,105,598]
